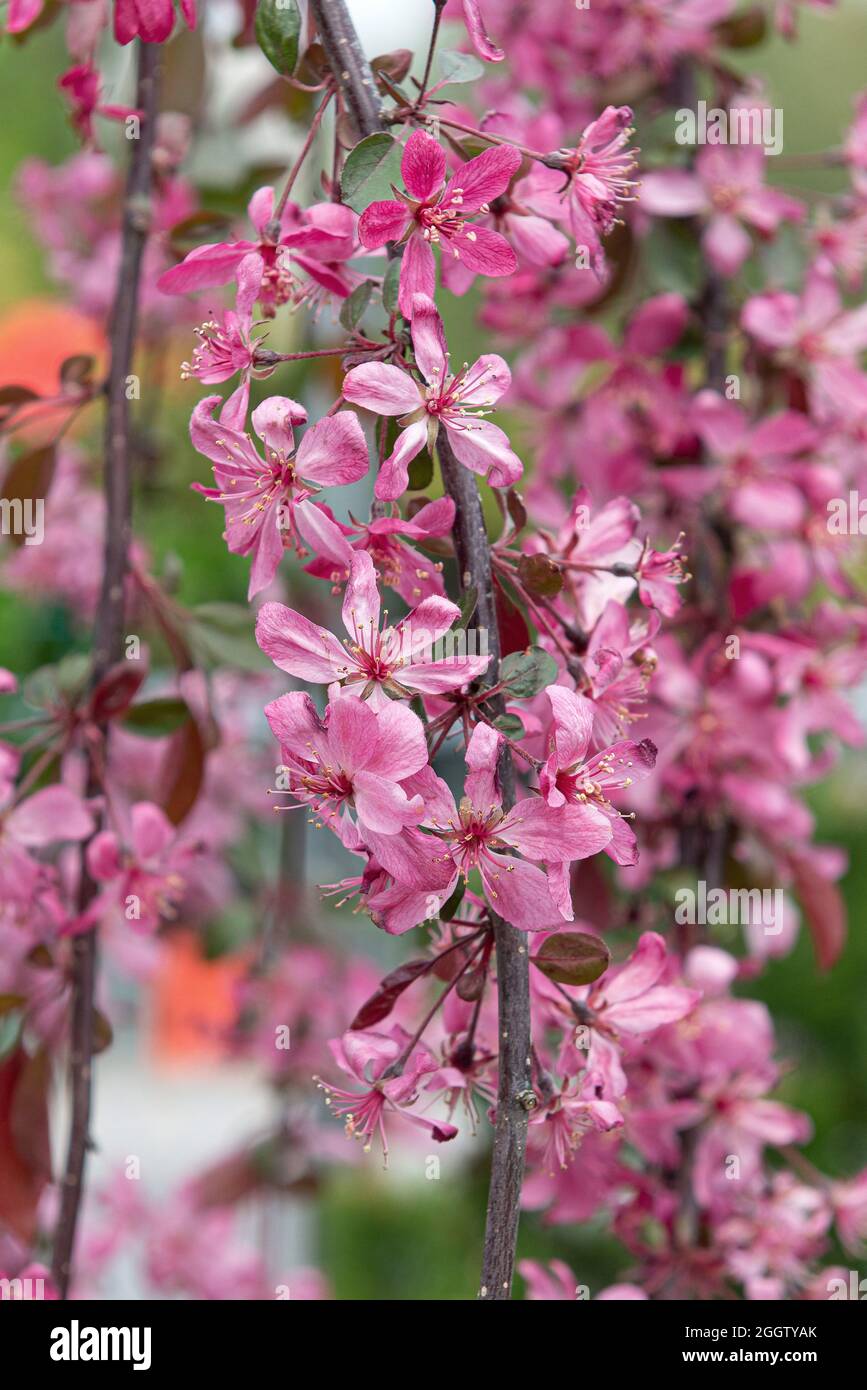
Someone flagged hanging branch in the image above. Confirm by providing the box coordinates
[51,39,160,1300]
[437,435,533,1301]
[304,0,533,1301]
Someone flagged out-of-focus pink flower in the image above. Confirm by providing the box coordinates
[587,932,700,1038]
[58,63,138,145]
[0,786,94,905]
[357,130,520,317]
[742,259,867,419]
[114,0,196,46]
[343,293,522,500]
[86,801,202,934]
[636,536,689,617]
[641,144,804,275]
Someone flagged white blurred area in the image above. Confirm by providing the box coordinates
[194,0,432,186]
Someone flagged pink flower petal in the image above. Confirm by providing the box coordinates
[401,129,447,201]
[255,601,348,681]
[342,363,422,416]
[442,144,521,215]
[374,420,428,501]
[443,417,522,489]
[399,234,436,317]
[295,411,369,486]
[358,199,409,249]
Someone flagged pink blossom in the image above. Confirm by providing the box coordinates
[189,395,369,598]
[539,684,657,868]
[641,144,804,275]
[317,1026,459,1159]
[587,933,700,1038]
[357,130,520,318]
[86,802,202,934]
[58,64,138,145]
[369,723,613,933]
[0,785,94,905]
[635,536,689,616]
[256,549,489,709]
[521,106,638,276]
[303,496,455,604]
[742,259,867,419]
[343,293,522,500]
[180,252,266,424]
[159,191,359,317]
[114,0,196,45]
[264,689,428,840]
[445,0,505,62]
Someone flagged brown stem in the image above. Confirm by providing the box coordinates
[437,434,532,1301]
[51,40,160,1300]
[308,0,385,139]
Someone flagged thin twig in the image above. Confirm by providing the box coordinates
[51,40,160,1300]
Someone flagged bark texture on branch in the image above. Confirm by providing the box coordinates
[308,0,384,138]
[437,435,532,1301]
[51,41,160,1300]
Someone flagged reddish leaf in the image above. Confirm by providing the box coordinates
[494,576,531,657]
[456,962,487,1002]
[88,661,148,724]
[531,932,611,986]
[350,958,432,1030]
[59,354,95,388]
[518,552,564,598]
[1,445,57,547]
[159,718,206,826]
[791,854,846,971]
[0,1047,51,1243]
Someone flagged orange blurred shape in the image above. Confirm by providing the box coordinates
[149,929,247,1067]
[0,299,104,393]
[0,299,104,446]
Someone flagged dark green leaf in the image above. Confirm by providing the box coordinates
[499,645,558,698]
[492,713,525,739]
[339,279,375,332]
[382,257,402,315]
[439,882,465,922]
[531,932,610,986]
[254,0,302,77]
[341,133,402,212]
[123,697,191,738]
[407,449,434,491]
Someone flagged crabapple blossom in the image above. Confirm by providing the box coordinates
[342,293,522,500]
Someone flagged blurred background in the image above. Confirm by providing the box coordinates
[1,0,866,1298]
